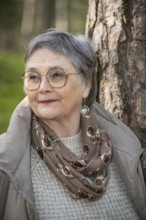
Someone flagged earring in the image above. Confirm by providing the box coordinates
[81,103,90,117]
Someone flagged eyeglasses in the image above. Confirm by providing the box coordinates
[21,68,79,90]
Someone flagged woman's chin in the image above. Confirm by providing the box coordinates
[37,109,60,121]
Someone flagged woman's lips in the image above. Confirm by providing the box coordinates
[39,99,57,104]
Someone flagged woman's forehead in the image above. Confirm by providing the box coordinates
[26,48,76,71]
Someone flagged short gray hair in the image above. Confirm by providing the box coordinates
[25,29,97,106]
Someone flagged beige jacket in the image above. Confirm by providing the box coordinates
[0,98,146,220]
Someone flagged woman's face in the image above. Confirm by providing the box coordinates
[25,48,91,123]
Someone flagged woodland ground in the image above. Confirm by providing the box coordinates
[0,51,24,133]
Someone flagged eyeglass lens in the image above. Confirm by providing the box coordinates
[24,68,67,90]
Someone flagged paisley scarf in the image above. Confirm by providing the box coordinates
[31,108,112,200]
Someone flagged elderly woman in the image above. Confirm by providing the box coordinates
[0,29,146,220]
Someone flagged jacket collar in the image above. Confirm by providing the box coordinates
[0,97,35,208]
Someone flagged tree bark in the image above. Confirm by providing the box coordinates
[86,0,146,180]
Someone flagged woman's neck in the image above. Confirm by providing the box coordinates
[43,115,81,138]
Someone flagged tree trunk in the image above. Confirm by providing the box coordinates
[34,0,56,33]
[86,0,146,180]
[0,0,24,51]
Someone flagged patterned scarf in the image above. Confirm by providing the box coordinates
[31,109,112,200]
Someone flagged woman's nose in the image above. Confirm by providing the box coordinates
[38,77,52,92]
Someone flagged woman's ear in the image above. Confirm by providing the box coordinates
[83,81,91,99]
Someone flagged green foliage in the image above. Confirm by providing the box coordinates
[0,51,25,134]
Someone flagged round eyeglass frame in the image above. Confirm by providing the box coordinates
[21,71,79,90]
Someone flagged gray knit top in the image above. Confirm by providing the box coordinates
[31,132,139,220]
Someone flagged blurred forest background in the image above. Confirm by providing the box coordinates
[0,0,88,133]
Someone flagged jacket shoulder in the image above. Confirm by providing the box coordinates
[92,102,141,149]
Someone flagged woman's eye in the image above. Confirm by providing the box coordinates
[51,72,65,79]
[28,74,40,81]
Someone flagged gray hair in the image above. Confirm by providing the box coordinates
[25,29,97,106]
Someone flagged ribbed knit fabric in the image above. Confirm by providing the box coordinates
[31,132,139,220]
